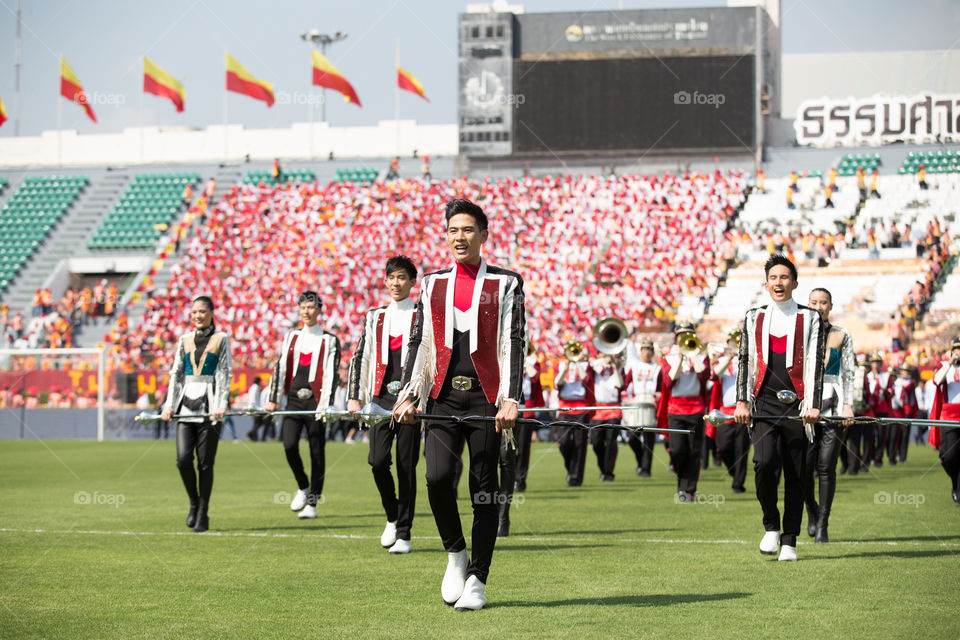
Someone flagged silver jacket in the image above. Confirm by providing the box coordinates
[162,327,233,423]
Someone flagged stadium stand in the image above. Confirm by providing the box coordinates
[899,149,960,174]
[837,152,881,176]
[0,175,87,295]
[244,168,316,184]
[87,172,200,250]
[334,167,379,183]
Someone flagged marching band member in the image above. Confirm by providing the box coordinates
[803,288,854,543]
[347,256,420,553]
[498,344,544,537]
[709,329,748,494]
[590,355,624,482]
[624,338,660,477]
[841,353,868,474]
[161,295,232,533]
[865,354,894,468]
[265,291,341,520]
[928,338,960,506]
[394,198,526,611]
[556,344,596,487]
[516,345,545,492]
[735,254,825,561]
[656,321,711,502]
[889,364,918,464]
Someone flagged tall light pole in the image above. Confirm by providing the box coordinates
[300,29,348,123]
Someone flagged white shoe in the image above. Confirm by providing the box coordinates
[297,504,317,519]
[388,539,411,554]
[760,531,780,555]
[778,545,797,561]
[290,489,307,512]
[380,521,398,548]
[441,549,469,605]
[454,575,486,611]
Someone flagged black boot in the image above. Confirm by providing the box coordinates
[815,523,829,543]
[806,505,818,538]
[193,500,209,532]
[497,506,510,538]
[186,500,199,529]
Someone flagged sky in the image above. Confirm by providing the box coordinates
[0,0,958,137]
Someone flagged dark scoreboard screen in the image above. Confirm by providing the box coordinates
[513,55,755,154]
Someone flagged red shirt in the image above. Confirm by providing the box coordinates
[454,261,480,312]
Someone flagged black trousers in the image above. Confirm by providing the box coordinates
[844,423,866,473]
[874,421,890,464]
[628,431,656,474]
[557,413,590,486]
[940,427,960,493]
[716,421,749,491]
[282,395,326,506]
[886,423,909,463]
[668,413,703,495]
[590,418,619,476]
[498,434,517,526]
[860,422,876,468]
[424,389,502,584]
[753,416,807,546]
[368,415,421,541]
[513,420,533,489]
[176,420,221,511]
[701,433,718,470]
[803,424,842,529]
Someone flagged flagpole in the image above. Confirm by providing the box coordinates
[223,52,228,162]
[57,54,63,167]
[139,58,144,164]
[395,40,400,158]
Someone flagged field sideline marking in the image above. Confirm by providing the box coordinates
[1,528,957,547]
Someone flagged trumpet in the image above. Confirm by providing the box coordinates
[563,341,584,362]
[678,332,704,357]
[727,328,742,345]
[593,317,628,355]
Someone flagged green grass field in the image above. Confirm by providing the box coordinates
[1,436,958,639]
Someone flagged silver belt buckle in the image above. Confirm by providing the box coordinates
[296,388,314,400]
[386,381,402,395]
[451,376,473,391]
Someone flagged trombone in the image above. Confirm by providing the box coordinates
[563,341,584,362]
[678,332,704,357]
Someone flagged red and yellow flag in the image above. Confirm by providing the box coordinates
[397,67,428,102]
[60,57,97,123]
[225,53,274,107]
[311,50,361,107]
[144,57,185,113]
[0,96,6,129]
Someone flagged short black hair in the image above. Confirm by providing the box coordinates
[764,253,797,281]
[385,255,417,280]
[810,287,832,304]
[298,291,320,307]
[192,295,214,311]
[445,198,488,231]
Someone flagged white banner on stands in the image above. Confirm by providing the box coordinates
[794,93,960,147]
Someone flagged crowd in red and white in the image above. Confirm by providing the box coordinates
[120,171,747,369]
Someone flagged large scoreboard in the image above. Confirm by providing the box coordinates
[458,6,780,158]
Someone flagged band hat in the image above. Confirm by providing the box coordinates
[674,321,696,335]
[869,353,882,363]
[951,337,960,350]
[639,339,654,349]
